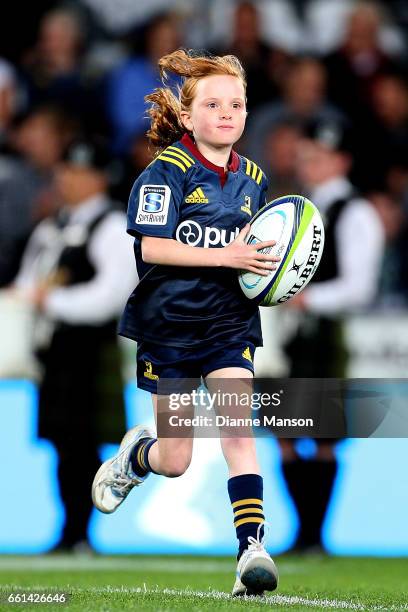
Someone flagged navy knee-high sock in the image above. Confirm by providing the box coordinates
[228,473,265,559]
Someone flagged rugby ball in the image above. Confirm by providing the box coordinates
[238,195,325,306]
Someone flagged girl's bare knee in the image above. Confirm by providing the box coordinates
[160,455,191,478]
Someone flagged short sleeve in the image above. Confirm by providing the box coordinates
[127,158,185,238]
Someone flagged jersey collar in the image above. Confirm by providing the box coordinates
[180,133,240,180]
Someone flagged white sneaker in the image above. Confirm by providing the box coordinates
[92,425,155,514]
[232,523,278,597]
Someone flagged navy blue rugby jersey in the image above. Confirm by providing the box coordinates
[119,133,268,348]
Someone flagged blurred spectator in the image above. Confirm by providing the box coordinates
[323,2,402,125]
[213,1,291,109]
[280,117,385,552]
[105,12,182,154]
[353,72,408,191]
[370,191,408,307]
[365,74,408,182]
[0,105,77,287]
[245,57,344,171]
[13,138,136,552]
[20,7,105,133]
[110,132,154,204]
[13,106,77,180]
[0,1,55,63]
[262,120,303,200]
[387,163,408,213]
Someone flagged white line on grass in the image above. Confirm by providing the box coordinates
[0,556,305,575]
[72,586,408,611]
[1,584,406,610]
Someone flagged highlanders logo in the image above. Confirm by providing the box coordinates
[241,195,252,216]
[242,346,253,363]
[144,361,159,380]
[137,185,171,225]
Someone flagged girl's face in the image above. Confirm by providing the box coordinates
[181,74,247,148]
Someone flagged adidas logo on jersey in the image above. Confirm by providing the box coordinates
[185,187,208,204]
[242,347,253,363]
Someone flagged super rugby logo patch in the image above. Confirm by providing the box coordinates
[136,185,171,225]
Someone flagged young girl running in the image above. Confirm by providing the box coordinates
[92,49,279,596]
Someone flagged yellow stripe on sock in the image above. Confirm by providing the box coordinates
[234,516,264,528]
[232,498,263,509]
[234,507,264,518]
[157,155,187,172]
[137,443,146,470]
[166,146,195,165]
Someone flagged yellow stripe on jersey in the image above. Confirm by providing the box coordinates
[234,507,264,518]
[157,154,187,172]
[231,497,263,509]
[166,145,195,166]
[234,516,264,528]
[196,187,205,198]
[245,158,252,177]
[244,157,263,184]
[162,148,193,168]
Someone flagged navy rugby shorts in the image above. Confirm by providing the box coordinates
[136,341,255,394]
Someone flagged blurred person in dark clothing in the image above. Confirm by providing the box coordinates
[280,118,384,552]
[370,191,408,307]
[261,120,303,200]
[0,105,77,287]
[246,57,344,171]
[20,7,105,133]
[387,161,408,213]
[323,2,402,124]
[14,138,136,552]
[213,1,291,110]
[105,12,182,154]
[109,132,154,205]
[0,0,55,64]
[13,106,78,189]
[353,72,408,191]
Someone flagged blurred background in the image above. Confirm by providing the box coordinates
[1,0,408,557]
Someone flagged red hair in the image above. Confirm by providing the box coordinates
[146,49,246,150]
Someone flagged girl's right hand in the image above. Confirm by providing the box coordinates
[220,224,281,276]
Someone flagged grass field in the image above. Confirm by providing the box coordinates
[0,554,407,611]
